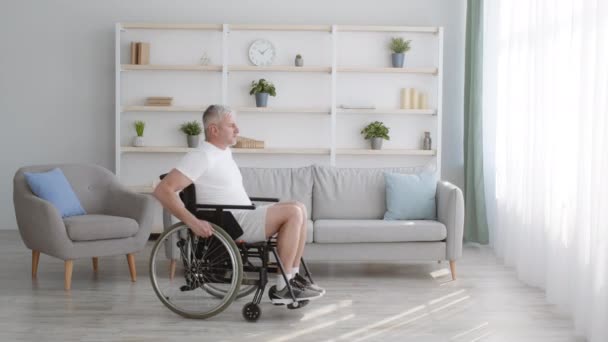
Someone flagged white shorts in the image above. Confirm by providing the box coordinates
[231,204,271,243]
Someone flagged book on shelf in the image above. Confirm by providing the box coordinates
[130,42,138,64]
[145,103,173,106]
[339,104,376,109]
[145,96,173,106]
[130,42,150,65]
[234,136,265,149]
[137,42,150,64]
[145,99,173,103]
[147,96,173,100]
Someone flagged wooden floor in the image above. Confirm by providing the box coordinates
[0,231,584,342]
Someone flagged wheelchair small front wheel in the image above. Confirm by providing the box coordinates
[242,302,261,322]
[149,222,243,319]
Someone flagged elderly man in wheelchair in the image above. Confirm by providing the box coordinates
[151,105,325,321]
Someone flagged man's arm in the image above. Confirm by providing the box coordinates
[153,168,214,237]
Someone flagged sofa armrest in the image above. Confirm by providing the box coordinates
[106,183,155,235]
[436,181,465,260]
[13,192,74,258]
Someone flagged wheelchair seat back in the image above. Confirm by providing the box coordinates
[160,173,244,240]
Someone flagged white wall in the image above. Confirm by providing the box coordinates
[0,0,466,230]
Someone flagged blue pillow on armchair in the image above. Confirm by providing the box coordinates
[24,168,86,218]
[384,172,437,220]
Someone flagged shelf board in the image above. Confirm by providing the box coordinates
[121,23,223,31]
[229,24,332,32]
[337,108,436,115]
[121,65,435,74]
[120,23,437,33]
[121,146,330,155]
[122,146,195,153]
[237,107,331,114]
[121,64,222,71]
[337,25,439,33]
[336,149,436,156]
[122,106,206,112]
[228,65,331,73]
[337,67,437,74]
[233,148,330,155]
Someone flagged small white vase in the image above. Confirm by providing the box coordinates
[133,136,144,147]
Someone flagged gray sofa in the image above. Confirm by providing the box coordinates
[240,165,464,277]
[166,164,464,279]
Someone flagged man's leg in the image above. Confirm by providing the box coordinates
[264,202,324,299]
[267,202,307,269]
[264,204,303,276]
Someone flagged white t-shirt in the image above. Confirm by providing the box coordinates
[175,141,251,206]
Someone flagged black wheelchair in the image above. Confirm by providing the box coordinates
[149,176,318,322]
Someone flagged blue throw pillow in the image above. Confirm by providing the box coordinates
[384,172,437,220]
[24,168,86,218]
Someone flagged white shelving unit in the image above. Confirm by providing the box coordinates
[116,22,443,193]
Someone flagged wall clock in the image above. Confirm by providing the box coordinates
[248,39,276,66]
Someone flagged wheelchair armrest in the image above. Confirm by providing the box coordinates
[196,204,256,210]
[249,197,280,203]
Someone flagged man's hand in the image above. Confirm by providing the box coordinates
[188,219,215,238]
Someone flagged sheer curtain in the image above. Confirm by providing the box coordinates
[482,0,608,341]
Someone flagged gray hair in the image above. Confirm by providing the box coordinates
[202,105,233,139]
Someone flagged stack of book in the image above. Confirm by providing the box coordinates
[130,42,150,65]
[234,136,265,149]
[145,97,173,106]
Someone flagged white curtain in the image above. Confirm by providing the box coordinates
[482,0,608,341]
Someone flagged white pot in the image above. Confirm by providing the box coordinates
[133,136,144,147]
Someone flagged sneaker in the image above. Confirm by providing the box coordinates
[268,281,322,305]
[292,273,326,295]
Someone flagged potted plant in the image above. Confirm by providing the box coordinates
[361,121,390,150]
[389,37,411,68]
[180,121,202,148]
[295,54,304,67]
[249,78,276,107]
[133,120,145,147]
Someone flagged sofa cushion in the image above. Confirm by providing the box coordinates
[64,214,139,241]
[240,166,313,219]
[24,168,86,218]
[305,219,313,243]
[313,219,446,243]
[384,172,437,220]
[312,165,426,220]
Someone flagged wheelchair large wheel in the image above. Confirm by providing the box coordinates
[149,222,243,319]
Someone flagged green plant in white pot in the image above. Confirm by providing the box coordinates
[249,78,276,107]
[389,37,411,68]
[180,121,202,148]
[133,121,145,147]
[361,121,390,150]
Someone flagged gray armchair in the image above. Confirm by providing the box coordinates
[13,164,154,290]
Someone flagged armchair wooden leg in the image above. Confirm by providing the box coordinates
[32,250,40,278]
[169,260,176,281]
[92,257,98,273]
[65,260,73,290]
[127,254,136,282]
[449,260,456,280]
